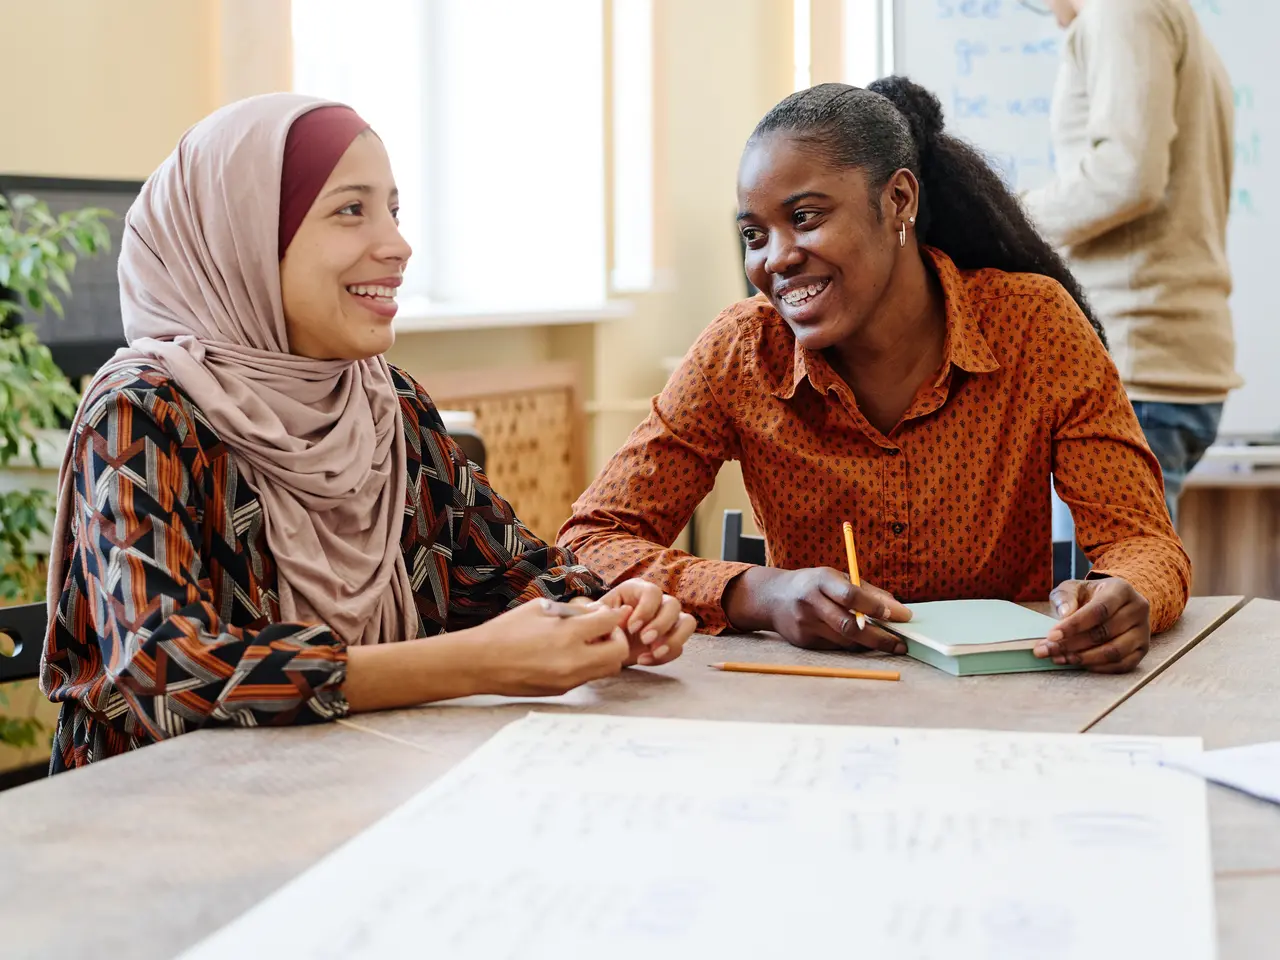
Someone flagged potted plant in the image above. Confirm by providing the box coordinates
[0,192,111,755]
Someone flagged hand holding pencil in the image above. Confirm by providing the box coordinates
[724,567,912,653]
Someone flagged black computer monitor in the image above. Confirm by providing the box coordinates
[0,174,143,379]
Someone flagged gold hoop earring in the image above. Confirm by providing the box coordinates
[899,222,907,247]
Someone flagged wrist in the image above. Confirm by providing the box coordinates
[344,632,489,712]
[723,566,780,633]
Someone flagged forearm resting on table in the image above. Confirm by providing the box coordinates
[343,633,488,712]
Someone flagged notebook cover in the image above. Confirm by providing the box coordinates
[877,600,1064,657]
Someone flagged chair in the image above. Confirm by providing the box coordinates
[720,510,767,565]
[0,602,49,790]
[449,426,487,471]
[1052,538,1091,587]
[0,602,45,683]
[720,509,1089,586]
[437,409,487,471]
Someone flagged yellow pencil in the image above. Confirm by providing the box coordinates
[710,662,899,682]
[842,521,866,630]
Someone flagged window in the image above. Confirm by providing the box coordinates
[292,0,616,311]
[842,0,884,86]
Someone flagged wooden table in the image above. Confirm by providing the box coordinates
[343,596,1244,747]
[0,596,1249,959]
[1091,597,1280,960]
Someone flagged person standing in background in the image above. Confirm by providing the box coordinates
[1022,0,1240,525]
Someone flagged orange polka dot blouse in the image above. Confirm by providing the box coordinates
[559,248,1190,635]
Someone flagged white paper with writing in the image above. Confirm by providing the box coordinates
[180,714,1215,960]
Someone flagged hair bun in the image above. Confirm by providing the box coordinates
[867,75,944,150]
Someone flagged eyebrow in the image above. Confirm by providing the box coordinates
[736,189,832,222]
[320,183,372,199]
[782,190,831,206]
[319,184,400,201]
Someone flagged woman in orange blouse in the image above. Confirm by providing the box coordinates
[561,77,1191,674]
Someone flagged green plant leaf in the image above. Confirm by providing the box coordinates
[47,262,71,295]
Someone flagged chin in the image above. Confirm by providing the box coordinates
[358,334,395,360]
[785,317,849,354]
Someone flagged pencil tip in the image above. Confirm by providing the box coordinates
[708,663,724,669]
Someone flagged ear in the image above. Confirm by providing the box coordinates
[885,169,920,226]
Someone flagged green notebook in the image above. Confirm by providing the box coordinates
[871,600,1077,677]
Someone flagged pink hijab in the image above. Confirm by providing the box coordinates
[46,93,418,647]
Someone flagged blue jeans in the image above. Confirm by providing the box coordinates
[1130,401,1223,526]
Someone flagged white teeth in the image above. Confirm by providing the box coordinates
[347,284,397,300]
[782,279,828,306]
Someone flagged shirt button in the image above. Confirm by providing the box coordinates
[891,522,907,535]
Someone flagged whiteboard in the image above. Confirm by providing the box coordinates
[893,0,1278,436]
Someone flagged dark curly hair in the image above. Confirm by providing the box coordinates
[749,76,1106,347]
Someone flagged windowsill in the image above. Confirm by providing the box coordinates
[394,298,634,333]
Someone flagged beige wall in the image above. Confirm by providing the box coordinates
[0,0,291,179]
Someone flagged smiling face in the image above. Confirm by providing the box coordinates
[736,133,917,353]
[279,132,411,361]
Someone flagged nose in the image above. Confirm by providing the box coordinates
[375,213,412,266]
[764,231,803,276]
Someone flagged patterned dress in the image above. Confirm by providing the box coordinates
[43,363,603,771]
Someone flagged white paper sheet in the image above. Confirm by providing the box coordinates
[1165,740,1280,805]
[180,715,1216,960]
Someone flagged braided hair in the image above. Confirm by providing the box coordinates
[749,76,1106,346]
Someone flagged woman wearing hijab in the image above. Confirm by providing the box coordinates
[41,94,694,771]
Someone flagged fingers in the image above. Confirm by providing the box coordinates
[1045,589,1147,654]
[851,622,908,655]
[639,594,684,646]
[545,601,632,642]
[586,630,631,674]
[816,569,912,622]
[1083,646,1146,674]
[617,579,665,635]
[1041,626,1148,670]
[1033,580,1152,670]
[807,593,908,654]
[1049,579,1085,619]
[637,613,696,665]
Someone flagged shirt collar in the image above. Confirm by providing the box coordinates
[771,246,1001,399]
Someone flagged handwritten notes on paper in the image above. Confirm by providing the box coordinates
[179,715,1215,960]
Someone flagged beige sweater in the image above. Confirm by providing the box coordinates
[1023,0,1240,403]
